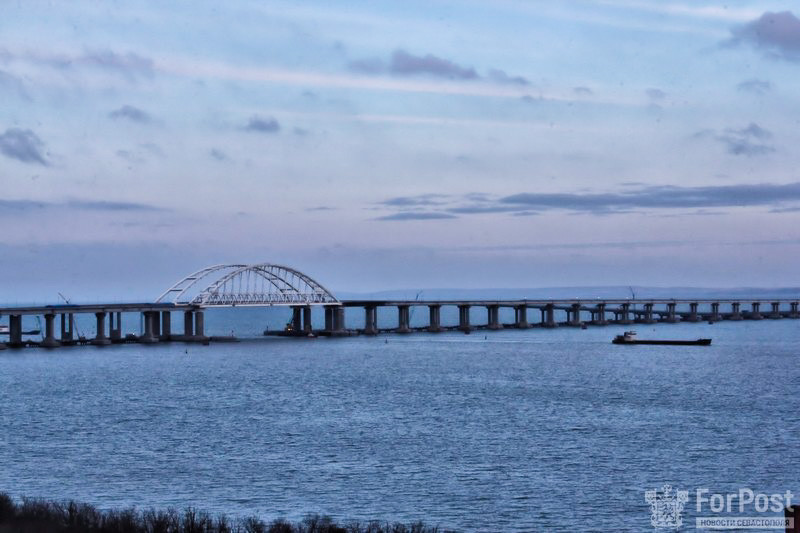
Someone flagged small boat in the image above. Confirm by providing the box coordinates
[612,331,711,346]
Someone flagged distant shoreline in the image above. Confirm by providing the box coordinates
[0,492,443,533]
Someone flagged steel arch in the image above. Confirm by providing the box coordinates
[156,264,339,306]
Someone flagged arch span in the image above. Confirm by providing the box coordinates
[156,264,339,306]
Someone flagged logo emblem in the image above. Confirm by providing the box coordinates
[646,484,689,529]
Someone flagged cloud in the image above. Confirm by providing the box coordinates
[737,78,772,94]
[3,48,154,79]
[0,127,48,165]
[306,206,338,212]
[389,49,478,79]
[573,86,593,96]
[730,11,800,61]
[487,68,529,86]
[244,115,280,133]
[0,198,165,213]
[347,49,528,85]
[380,194,448,207]
[209,148,230,161]
[375,211,457,221]
[716,123,774,156]
[109,105,152,123]
[376,182,800,218]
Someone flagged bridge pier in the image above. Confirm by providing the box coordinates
[487,305,502,330]
[664,302,679,323]
[183,311,194,340]
[109,312,123,342]
[397,305,411,333]
[541,304,557,328]
[568,303,582,326]
[60,313,74,342]
[749,302,763,320]
[769,302,781,319]
[618,303,632,324]
[639,303,655,324]
[428,305,442,332]
[592,303,608,325]
[710,302,721,322]
[291,306,303,333]
[458,305,471,332]
[729,302,742,321]
[685,302,700,322]
[514,305,530,329]
[363,305,378,335]
[92,312,111,345]
[194,311,205,339]
[303,306,312,333]
[42,313,59,348]
[8,315,22,347]
[791,302,799,318]
[332,306,345,335]
[141,311,159,343]
[159,311,170,340]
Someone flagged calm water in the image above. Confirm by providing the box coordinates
[1,319,799,531]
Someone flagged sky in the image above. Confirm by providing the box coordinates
[1,0,799,300]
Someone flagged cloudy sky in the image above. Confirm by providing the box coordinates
[1,1,799,299]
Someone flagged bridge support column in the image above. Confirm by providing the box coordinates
[640,303,655,324]
[60,313,74,342]
[92,312,111,345]
[770,302,781,319]
[790,302,799,318]
[194,311,205,339]
[665,302,678,323]
[514,305,530,329]
[458,305,471,332]
[568,303,582,326]
[141,311,158,343]
[592,303,608,325]
[159,311,170,340]
[363,305,378,335]
[710,303,721,322]
[303,306,313,333]
[428,305,442,332]
[749,302,763,320]
[110,312,123,342]
[729,302,742,321]
[152,312,161,338]
[8,315,22,347]
[331,306,345,335]
[183,311,194,340]
[324,306,333,331]
[41,313,59,348]
[487,305,502,330]
[542,304,557,328]
[291,306,302,333]
[618,303,632,325]
[397,305,411,333]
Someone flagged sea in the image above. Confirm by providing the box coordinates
[1,303,799,531]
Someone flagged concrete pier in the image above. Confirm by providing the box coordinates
[710,302,721,322]
[641,303,656,324]
[60,313,74,342]
[160,311,170,340]
[686,302,700,322]
[769,302,781,319]
[8,315,22,347]
[541,304,557,328]
[487,305,502,330]
[750,302,763,320]
[664,302,679,323]
[791,302,799,318]
[332,306,345,335]
[514,305,530,329]
[109,312,122,342]
[364,305,378,335]
[618,303,632,324]
[397,305,411,333]
[458,305,471,332]
[42,313,59,348]
[568,303,582,326]
[303,306,312,333]
[92,312,111,345]
[730,302,742,321]
[194,311,205,338]
[291,306,302,332]
[141,311,159,343]
[592,303,609,325]
[184,311,194,339]
[428,304,443,332]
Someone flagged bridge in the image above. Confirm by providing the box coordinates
[0,263,798,348]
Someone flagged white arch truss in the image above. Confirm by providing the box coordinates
[156,263,339,306]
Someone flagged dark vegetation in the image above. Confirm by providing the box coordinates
[0,493,442,533]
